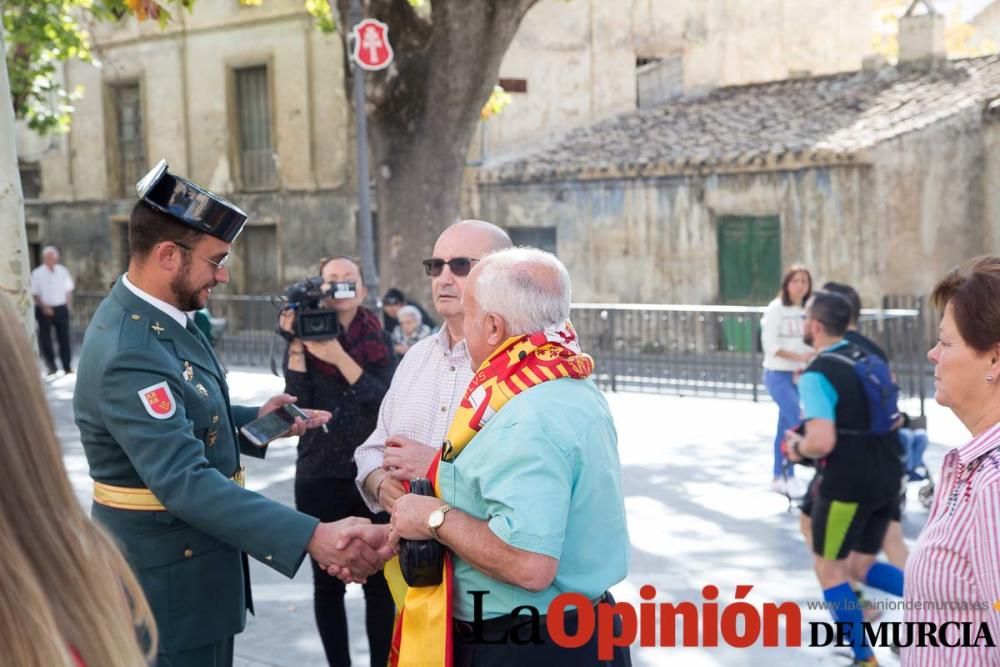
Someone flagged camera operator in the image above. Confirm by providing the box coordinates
[279,256,397,667]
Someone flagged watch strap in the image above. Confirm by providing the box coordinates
[430,504,454,540]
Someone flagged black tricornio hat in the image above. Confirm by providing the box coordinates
[136,159,248,243]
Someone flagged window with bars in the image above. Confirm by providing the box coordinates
[234,65,277,190]
[117,220,131,273]
[19,162,42,199]
[508,227,557,256]
[113,84,146,197]
[236,224,279,293]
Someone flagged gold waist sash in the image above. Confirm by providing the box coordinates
[93,466,246,511]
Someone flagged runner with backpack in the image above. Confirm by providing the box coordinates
[785,290,905,667]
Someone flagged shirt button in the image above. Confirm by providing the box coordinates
[450,367,456,372]
[441,406,447,412]
[183,547,194,558]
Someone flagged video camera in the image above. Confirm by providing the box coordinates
[280,277,357,341]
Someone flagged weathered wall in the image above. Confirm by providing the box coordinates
[477,0,873,159]
[868,106,989,295]
[986,117,1000,252]
[477,111,992,307]
[477,167,877,304]
[35,0,350,201]
[973,0,1000,44]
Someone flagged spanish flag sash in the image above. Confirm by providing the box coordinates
[386,322,593,667]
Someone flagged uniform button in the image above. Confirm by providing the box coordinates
[212,415,219,423]
[183,548,194,558]
[266,555,273,561]
[131,314,141,320]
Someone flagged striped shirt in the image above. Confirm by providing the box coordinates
[902,421,1000,667]
[354,326,473,512]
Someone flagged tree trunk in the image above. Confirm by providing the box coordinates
[338,0,539,301]
[0,28,36,342]
[371,124,469,304]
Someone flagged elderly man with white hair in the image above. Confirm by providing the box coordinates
[388,247,631,666]
[31,245,75,375]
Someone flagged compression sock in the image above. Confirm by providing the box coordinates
[864,562,904,597]
[824,582,873,661]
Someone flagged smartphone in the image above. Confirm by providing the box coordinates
[240,404,310,448]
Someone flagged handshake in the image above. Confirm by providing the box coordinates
[306,517,399,583]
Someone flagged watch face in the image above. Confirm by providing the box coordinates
[428,509,444,528]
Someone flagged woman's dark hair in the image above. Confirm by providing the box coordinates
[318,255,364,283]
[128,201,203,262]
[780,264,813,306]
[931,255,1000,353]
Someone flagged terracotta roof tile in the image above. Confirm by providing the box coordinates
[482,55,1000,183]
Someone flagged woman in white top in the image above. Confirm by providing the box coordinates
[761,265,814,493]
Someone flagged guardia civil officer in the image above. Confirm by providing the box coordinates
[74,161,394,666]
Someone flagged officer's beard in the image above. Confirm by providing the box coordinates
[170,254,215,311]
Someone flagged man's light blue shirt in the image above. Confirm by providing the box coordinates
[437,377,630,620]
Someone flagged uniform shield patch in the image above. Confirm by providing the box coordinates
[138,381,176,419]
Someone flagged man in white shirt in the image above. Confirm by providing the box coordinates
[354,220,512,512]
[31,246,75,374]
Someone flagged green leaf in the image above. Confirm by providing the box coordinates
[304,0,336,33]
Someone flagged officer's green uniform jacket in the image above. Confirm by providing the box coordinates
[74,279,320,655]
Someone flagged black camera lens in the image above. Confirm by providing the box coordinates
[304,315,328,334]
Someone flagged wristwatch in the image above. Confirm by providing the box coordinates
[428,504,454,540]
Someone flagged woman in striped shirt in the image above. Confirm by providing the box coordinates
[903,256,1000,666]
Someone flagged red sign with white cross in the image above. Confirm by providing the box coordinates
[352,18,393,71]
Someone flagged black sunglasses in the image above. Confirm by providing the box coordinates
[422,257,479,277]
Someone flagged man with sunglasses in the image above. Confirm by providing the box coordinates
[74,161,396,667]
[355,220,512,514]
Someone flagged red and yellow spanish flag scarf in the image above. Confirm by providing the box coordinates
[385,322,593,667]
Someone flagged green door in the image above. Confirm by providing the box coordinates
[717,216,782,351]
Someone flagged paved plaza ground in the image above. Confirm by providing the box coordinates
[47,368,966,666]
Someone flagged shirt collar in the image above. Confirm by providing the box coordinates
[956,420,1000,466]
[434,324,468,357]
[121,273,190,328]
[818,339,849,354]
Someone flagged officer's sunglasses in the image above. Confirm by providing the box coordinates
[422,257,479,277]
[174,241,230,275]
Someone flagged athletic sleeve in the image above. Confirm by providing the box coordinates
[798,371,839,421]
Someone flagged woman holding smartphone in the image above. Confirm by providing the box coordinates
[279,256,397,667]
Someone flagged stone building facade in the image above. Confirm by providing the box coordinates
[21,0,355,294]
[20,0,874,298]
[475,52,1000,306]
[477,0,873,161]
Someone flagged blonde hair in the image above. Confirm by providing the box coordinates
[0,294,156,665]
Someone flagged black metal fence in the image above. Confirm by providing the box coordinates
[70,292,289,374]
[70,292,928,414]
[571,303,927,415]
